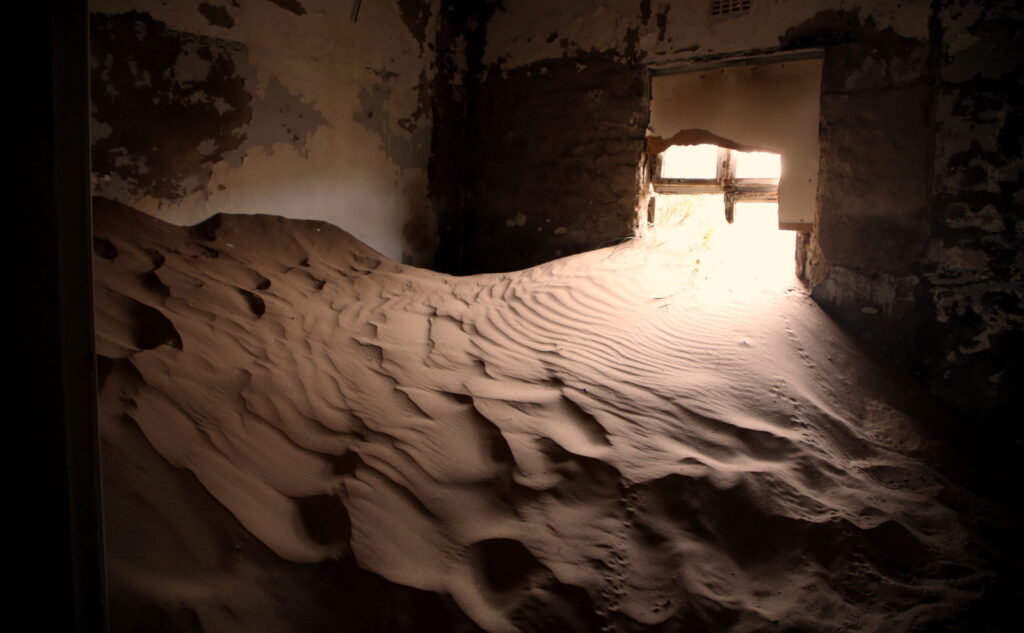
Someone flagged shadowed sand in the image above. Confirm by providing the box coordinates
[94,196,989,633]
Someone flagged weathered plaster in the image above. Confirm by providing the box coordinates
[91,0,440,264]
[463,54,648,273]
[920,0,1023,423]
[482,0,931,71]
[815,85,932,275]
[795,0,1022,425]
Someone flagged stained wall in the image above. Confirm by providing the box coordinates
[923,0,1021,427]
[90,0,439,264]
[796,1,1022,429]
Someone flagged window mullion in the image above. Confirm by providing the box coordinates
[721,149,736,223]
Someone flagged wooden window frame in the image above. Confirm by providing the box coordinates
[652,147,779,223]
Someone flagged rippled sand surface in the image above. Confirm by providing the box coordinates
[94,197,986,633]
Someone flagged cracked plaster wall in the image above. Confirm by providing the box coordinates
[91,0,439,265]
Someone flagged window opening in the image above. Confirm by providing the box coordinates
[652,144,781,223]
[644,192,795,293]
[645,145,794,288]
[647,52,823,231]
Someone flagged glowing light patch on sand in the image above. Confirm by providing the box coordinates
[646,194,796,301]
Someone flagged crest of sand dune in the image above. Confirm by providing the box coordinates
[94,197,988,633]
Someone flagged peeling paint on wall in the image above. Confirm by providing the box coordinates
[793,1,1022,428]
[397,0,434,48]
[922,0,1023,424]
[481,0,930,71]
[91,0,441,264]
[91,11,330,205]
[198,2,235,28]
[91,11,255,203]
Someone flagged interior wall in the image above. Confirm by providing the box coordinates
[792,7,936,362]
[920,0,1020,426]
[90,0,439,265]
[464,55,649,273]
[797,0,1022,429]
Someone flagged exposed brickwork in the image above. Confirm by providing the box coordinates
[462,55,648,273]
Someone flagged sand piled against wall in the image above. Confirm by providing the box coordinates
[94,196,990,633]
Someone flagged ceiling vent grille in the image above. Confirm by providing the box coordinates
[709,0,753,17]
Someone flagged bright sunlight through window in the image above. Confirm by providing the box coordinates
[732,152,781,179]
[646,195,796,294]
[645,144,795,292]
[660,144,721,180]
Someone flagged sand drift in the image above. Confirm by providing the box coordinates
[94,197,986,632]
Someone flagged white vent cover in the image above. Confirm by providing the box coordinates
[709,0,753,17]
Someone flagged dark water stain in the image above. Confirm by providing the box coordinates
[639,0,652,25]
[198,2,234,28]
[397,0,433,47]
[266,0,306,17]
[91,11,328,204]
[779,8,866,48]
[656,4,670,42]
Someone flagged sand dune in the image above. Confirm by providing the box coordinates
[94,196,988,632]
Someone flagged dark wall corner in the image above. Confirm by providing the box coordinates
[17,2,107,631]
